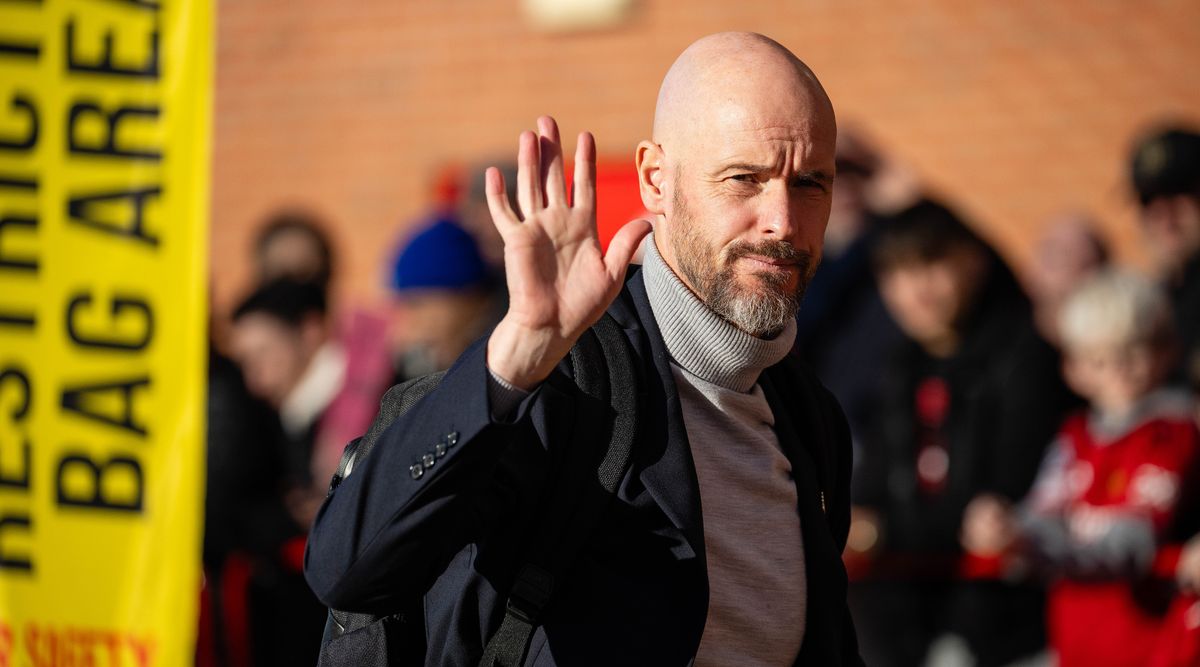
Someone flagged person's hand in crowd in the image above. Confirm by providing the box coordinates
[846,505,883,559]
[485,116,652,391]
[842,505,883,580]
[961,493,1018,557]
[1177,534,1200,595]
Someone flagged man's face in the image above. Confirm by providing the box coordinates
[657,105,834,337]
[230,313,311,408]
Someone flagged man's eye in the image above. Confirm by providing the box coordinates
[791,178,827,192]
[730,174,756,183]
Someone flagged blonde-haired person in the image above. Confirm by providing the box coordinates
[962,270,1200,667]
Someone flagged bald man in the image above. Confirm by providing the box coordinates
[306,33,862,666]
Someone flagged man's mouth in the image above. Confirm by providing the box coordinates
[722,240,814,292]
[741,254,798,269]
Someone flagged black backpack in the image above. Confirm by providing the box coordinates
[316,314,640,667]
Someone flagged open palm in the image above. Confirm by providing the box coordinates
[484,116,651,389]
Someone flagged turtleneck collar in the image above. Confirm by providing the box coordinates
[642,233,797,393]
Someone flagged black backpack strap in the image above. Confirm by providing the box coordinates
[479,315,639,667]
[326,370,447,495]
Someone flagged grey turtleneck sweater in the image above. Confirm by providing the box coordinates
[486,235,806,664]
[642,235,806,667]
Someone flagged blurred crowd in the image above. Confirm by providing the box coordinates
[197,124,1200,667]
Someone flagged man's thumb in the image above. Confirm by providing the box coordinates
[605,219,653,282]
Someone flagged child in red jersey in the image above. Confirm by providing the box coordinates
[962,270,1200,667]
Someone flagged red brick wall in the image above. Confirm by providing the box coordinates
[211,0,1200,318]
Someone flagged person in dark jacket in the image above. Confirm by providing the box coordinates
[226,281,343,666]
[849,199,1078,667]
[305,32,864,666]
[201,348,299,666]
[386,216,500,382]
[1130,127,1200,667]
[1130,127,1200,393]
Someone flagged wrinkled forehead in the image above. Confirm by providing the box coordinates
[719,92,831,147]
[651,36,839,189]
[668,96,836,180]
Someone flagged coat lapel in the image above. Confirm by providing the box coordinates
[606,270,705,562]
[761,365,844,664]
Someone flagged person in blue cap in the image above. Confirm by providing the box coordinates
[387,216,502,381]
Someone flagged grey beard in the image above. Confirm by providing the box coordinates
[703,265,804,338]
[666,182,814,338]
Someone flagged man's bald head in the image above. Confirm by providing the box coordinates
[652,32,835,155]
[634,32,838,337]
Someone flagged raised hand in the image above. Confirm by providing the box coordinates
[485,116,652,390]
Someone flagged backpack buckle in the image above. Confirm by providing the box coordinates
[506,564,554,624]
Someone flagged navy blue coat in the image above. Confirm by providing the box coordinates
[304,268,863,666]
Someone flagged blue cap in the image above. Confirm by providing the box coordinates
[389,217,489,292]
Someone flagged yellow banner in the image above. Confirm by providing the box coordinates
[0,1,211,665]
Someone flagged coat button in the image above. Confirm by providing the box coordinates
[422,453,436,468]
[445,431,459,447]
[434,442,447,458]
[409,464,424,480]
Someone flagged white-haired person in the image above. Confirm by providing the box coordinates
[961,270,1200,667]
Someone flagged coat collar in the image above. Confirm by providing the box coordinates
[608,268,706,560]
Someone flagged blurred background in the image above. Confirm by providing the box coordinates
[209,0,1199,319]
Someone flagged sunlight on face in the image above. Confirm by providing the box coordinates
[644,35,837,338]
[669,183,818,337]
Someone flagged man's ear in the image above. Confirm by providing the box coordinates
[636,140,666,215]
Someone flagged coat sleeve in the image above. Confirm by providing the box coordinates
[303,337,568,614]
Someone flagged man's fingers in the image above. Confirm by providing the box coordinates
[573,131,596,212]
[516,130,543,219]
[485,167,518,231]
[604,219,653,283]
[538,116,567,208]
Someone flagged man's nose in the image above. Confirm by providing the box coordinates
[757,183,798,240]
